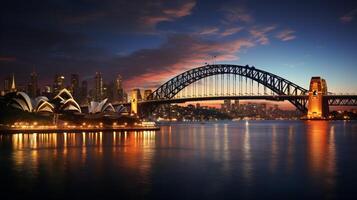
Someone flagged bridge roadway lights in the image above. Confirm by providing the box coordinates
[307,77,329,119]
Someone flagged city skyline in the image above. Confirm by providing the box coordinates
[1,0,357,93]
[1,64,355,111]
[1,71,127,106]
[1,2,357,199]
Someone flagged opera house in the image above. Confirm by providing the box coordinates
[0,89,136,126]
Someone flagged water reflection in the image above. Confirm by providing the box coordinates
[270,125,278,173]
[242,122,252,185]
[287,125,295,173]
[306,121,336,190]
[4,122,338,187]
[6,131,157,185]
[0,121,353,199]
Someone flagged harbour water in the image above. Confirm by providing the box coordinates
[0,120,356,199]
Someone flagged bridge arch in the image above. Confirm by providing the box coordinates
[147,64,308,112]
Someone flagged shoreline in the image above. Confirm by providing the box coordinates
[0,126,160,134]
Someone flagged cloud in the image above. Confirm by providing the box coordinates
[220,27,244,36]
[276,29,296,41]
[340,9,357,23]
[196,27,220,35]
[249,26,277,45]
[141,1,196,26]
[0,0,297,90]
[112,34,254,88]
[0,0,196,34]
[221,4,253,24]
[0,22,110,84]
[0,0,198,84]
[194,26,243,36]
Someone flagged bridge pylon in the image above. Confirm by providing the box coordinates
[130,89,139,115]
[307,77,329,119]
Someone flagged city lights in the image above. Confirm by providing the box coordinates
[0,1,356,199]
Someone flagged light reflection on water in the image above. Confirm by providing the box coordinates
[0,121,357,199]
[242,122,252,185]
[306,121,337,196]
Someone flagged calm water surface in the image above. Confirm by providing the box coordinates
[0,121,357,199]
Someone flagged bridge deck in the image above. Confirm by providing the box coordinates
[80,95,357,108]
[140,95,308,105]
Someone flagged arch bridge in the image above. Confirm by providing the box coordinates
[127,64,357,119]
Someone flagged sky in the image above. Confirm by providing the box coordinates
[1,0,357,94]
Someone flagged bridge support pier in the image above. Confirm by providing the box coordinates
[130,89,138,115]
[307,77,329,119]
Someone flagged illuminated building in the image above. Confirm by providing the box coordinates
[34,96,54,113]
[59,98,82,113]
[116,105,129,114]
[8,91,33,111]
[95,72,103,101]
[88,98,115,114]
[4,92,54,113]
[115,74,125,102]
[10,74,16,92]
[232,100,240,110]
[143,89,152,100]
[3,88,82,114]
[3,75,11,93]
[80,80,88,103]
[221,99,231,112]
[70,74,80,100]
[53,88,81,113]
[27,71,38,98]
[7,74,17,93]
[103,82,114,101]
[53,74,65,94]
[42,85,52,98]
[307,77,329,119]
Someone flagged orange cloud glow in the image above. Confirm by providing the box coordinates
[122,36,254,89]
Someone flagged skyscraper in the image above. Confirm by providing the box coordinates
[80,80,88,103]
[115,74,125,102]
[27,71,38,98]
[53,74,65,94]
[232,100,239,110]
[95,72,103,101]
[3,76,11,93]
[103,81,114,101]
[144,89,152,100]
[70,74,80,100]
[222,99,231,112]
[10,74,16,92]
[42,85,52,98]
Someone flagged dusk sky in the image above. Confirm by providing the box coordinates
[1,0,357,93]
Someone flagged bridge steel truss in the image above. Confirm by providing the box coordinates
[147,64,309,113]
[327,95,357,106]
